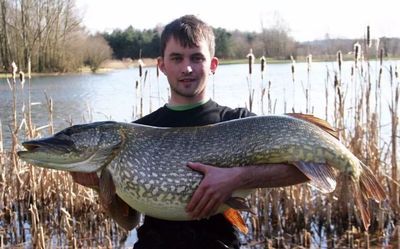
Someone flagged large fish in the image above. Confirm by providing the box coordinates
[17,114,385,230]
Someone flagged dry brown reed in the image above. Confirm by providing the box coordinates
[242,27,396,248]
[246,49,255,112]
[0,61,129,248]
[1,26,399,248]
[290,55,296,112]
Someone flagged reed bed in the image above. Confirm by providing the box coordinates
[0,28,399,248]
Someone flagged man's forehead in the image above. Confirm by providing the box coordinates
[165,38,208,53]
[167,37,199,47]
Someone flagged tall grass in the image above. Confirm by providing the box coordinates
[0,27,399,248]
[242,27,397,248]
[0,62,129,248]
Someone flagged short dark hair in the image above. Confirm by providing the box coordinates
[160,15,215,57]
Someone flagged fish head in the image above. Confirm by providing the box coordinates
[17,121,124,173]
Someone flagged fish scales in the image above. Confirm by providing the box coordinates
[17,115,386,229]
[108,116,355,219]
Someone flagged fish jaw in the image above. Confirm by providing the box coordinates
[17,139,102,173]
[17,121,124,173]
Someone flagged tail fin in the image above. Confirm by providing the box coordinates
[359,162,386,202]
[352,180,371,230]
[353,162,386,230]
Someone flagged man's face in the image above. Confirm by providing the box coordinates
[158,38,218,104]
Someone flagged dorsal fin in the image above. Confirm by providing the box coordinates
[286,113,339,139]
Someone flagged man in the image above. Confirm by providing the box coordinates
[73,15,308,249]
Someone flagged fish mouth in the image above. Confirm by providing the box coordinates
[17,138,75,159]
[17,138,96,172]
[18,141,44,157]
[21,141,42,152]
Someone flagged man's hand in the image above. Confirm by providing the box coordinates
[185,162,310,220]
[185,162,243,219]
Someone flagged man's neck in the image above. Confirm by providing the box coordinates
[167,98,210,111]
[168,93,208,106]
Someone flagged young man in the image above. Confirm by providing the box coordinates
[72,15,308,249]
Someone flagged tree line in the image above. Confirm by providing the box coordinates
[0,0,111,73]
[1,0,399,73]
[101,25,298,60]
[102,26,400,61]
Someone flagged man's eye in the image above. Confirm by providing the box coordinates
[192,56,205,62]
[171,57,182,62]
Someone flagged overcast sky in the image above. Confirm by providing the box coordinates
[75,0,400,42]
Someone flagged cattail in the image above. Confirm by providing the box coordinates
[337,51,343,72]
[138,59,144,77]
[306,54,312,71]
[11,61,17,80]
[19,71,25,88]
[378,49,384,88]
[354,42,361,68]
[260,56,266,73]
[247,49,254,75]
[290,55,295,80]
[334,73,339,88]
[290,55,295,72]
[366,25,371,48]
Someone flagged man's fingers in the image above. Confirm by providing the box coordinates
[198,197,221,218]
[189,195,210,219]
[187,162,208,174]
[186,183,204,212]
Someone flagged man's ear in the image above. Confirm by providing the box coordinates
[210,57,219,74]
[157,56,166,75]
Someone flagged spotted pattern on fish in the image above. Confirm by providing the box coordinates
[18,115,386,228]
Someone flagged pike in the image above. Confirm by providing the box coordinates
[17,114,385,231]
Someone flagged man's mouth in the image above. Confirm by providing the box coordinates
[179,78,196,83]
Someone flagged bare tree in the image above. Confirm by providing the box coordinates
[0,0,100,73]
[84,34,112,72]
[0,0,11,70]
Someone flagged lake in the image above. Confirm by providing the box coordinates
[0,59,398,149]
[0,59,399,247]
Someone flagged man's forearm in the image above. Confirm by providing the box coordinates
[236,164,310,189]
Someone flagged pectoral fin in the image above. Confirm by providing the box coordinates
[292,161,337,193]
[99,168,116,206]
[225,197,253,213]
[108,195,141,231]
[99,168,141,230]
[223,208,249,234]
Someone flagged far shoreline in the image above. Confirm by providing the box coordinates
[1,55,399,78]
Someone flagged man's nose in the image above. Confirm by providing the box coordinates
[182,62,193,74]
[185,66,193,73]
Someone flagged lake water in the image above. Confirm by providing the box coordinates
[1,60,398,148]
[0,60,399,247]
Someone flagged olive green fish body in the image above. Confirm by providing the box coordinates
[18,115,385,229]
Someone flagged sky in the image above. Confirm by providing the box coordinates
[75,0,400,42]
